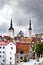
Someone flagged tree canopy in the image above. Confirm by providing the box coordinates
[32,42,43,55]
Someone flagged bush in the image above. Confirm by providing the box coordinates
[32,42,43,57]
[23,56,27,62]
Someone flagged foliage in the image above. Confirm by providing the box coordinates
[6,37,13,40]
[32,44,36,51]
[32,42,43,56]
[23,56,27,62]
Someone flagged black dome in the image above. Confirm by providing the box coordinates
[29,27,32,30]
[9,27,14,30]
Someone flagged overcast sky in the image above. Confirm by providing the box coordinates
[0,0,43,36]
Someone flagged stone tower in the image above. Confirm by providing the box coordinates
[8,19,14,38]
[28,19,32,37]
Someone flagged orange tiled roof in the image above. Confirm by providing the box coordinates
[19,37,32,43]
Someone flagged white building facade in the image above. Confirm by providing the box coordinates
[0,40,16,65]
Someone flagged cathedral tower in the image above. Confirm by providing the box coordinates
[8,19,14,38]
[28,19,32,37]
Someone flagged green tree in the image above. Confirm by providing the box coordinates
[32,42,43,57]
[23,56,27,62]
[7,37,13,40]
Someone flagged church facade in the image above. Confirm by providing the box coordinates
[15,38,33,64]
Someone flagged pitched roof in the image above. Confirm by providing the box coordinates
[4,36,11,38]
[19,37,32,43]
[32,37,41,43]
[0,40,10,46]
[0,39,16,46]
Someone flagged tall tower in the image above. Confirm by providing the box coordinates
[8,19,14,38]
[28,19,32,37]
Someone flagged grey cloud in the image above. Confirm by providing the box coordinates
[0,0,43,35]
[15,0,43,34]
[0,0,10,9]
[14,16,28,27]
[0,22,8,33]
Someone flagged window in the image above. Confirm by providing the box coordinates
[0,55,1,57]
[3,60,5,62]
[17,56,18,58]
[10,44,12,45]
[20,57,23,59]
[27,44,29,45]
[1,63,4,65]
[3,47,5,49]
[11,47,13,49]
[17,61,18,63]
[10,62,12,64]
[20,61,23,62]
[0,47,1,49]
[0,51,1,53]
[20,51,24,54]
[10,52,12,54]
[3,55,4,58]
[10,57,12,60]
[3,51,5,53]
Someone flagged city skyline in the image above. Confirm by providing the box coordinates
[0,0,43,36]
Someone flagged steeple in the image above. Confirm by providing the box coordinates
[28,19,32,37]
[9,19,14,30]
[11,19,12,28]
[29,19,32,30]
[8,18,14,38]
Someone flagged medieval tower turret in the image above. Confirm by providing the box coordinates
[8,19,14,38]
[28,19,32,37]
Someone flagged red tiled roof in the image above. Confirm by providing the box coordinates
[0,40,10,46]
[16,42,23,45]
[16,42,32,46]
[19,37,32,43]
[4,36,11,38]
[0,40,16,46]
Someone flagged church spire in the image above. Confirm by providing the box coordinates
[9,18,14,30]
[28,19,32,37]
[10,19,13,28]
[29,19,32,30]
[8,18,14,38]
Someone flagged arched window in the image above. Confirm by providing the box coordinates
[20,50,24,54]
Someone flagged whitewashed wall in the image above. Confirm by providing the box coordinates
[5,42,16,64]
